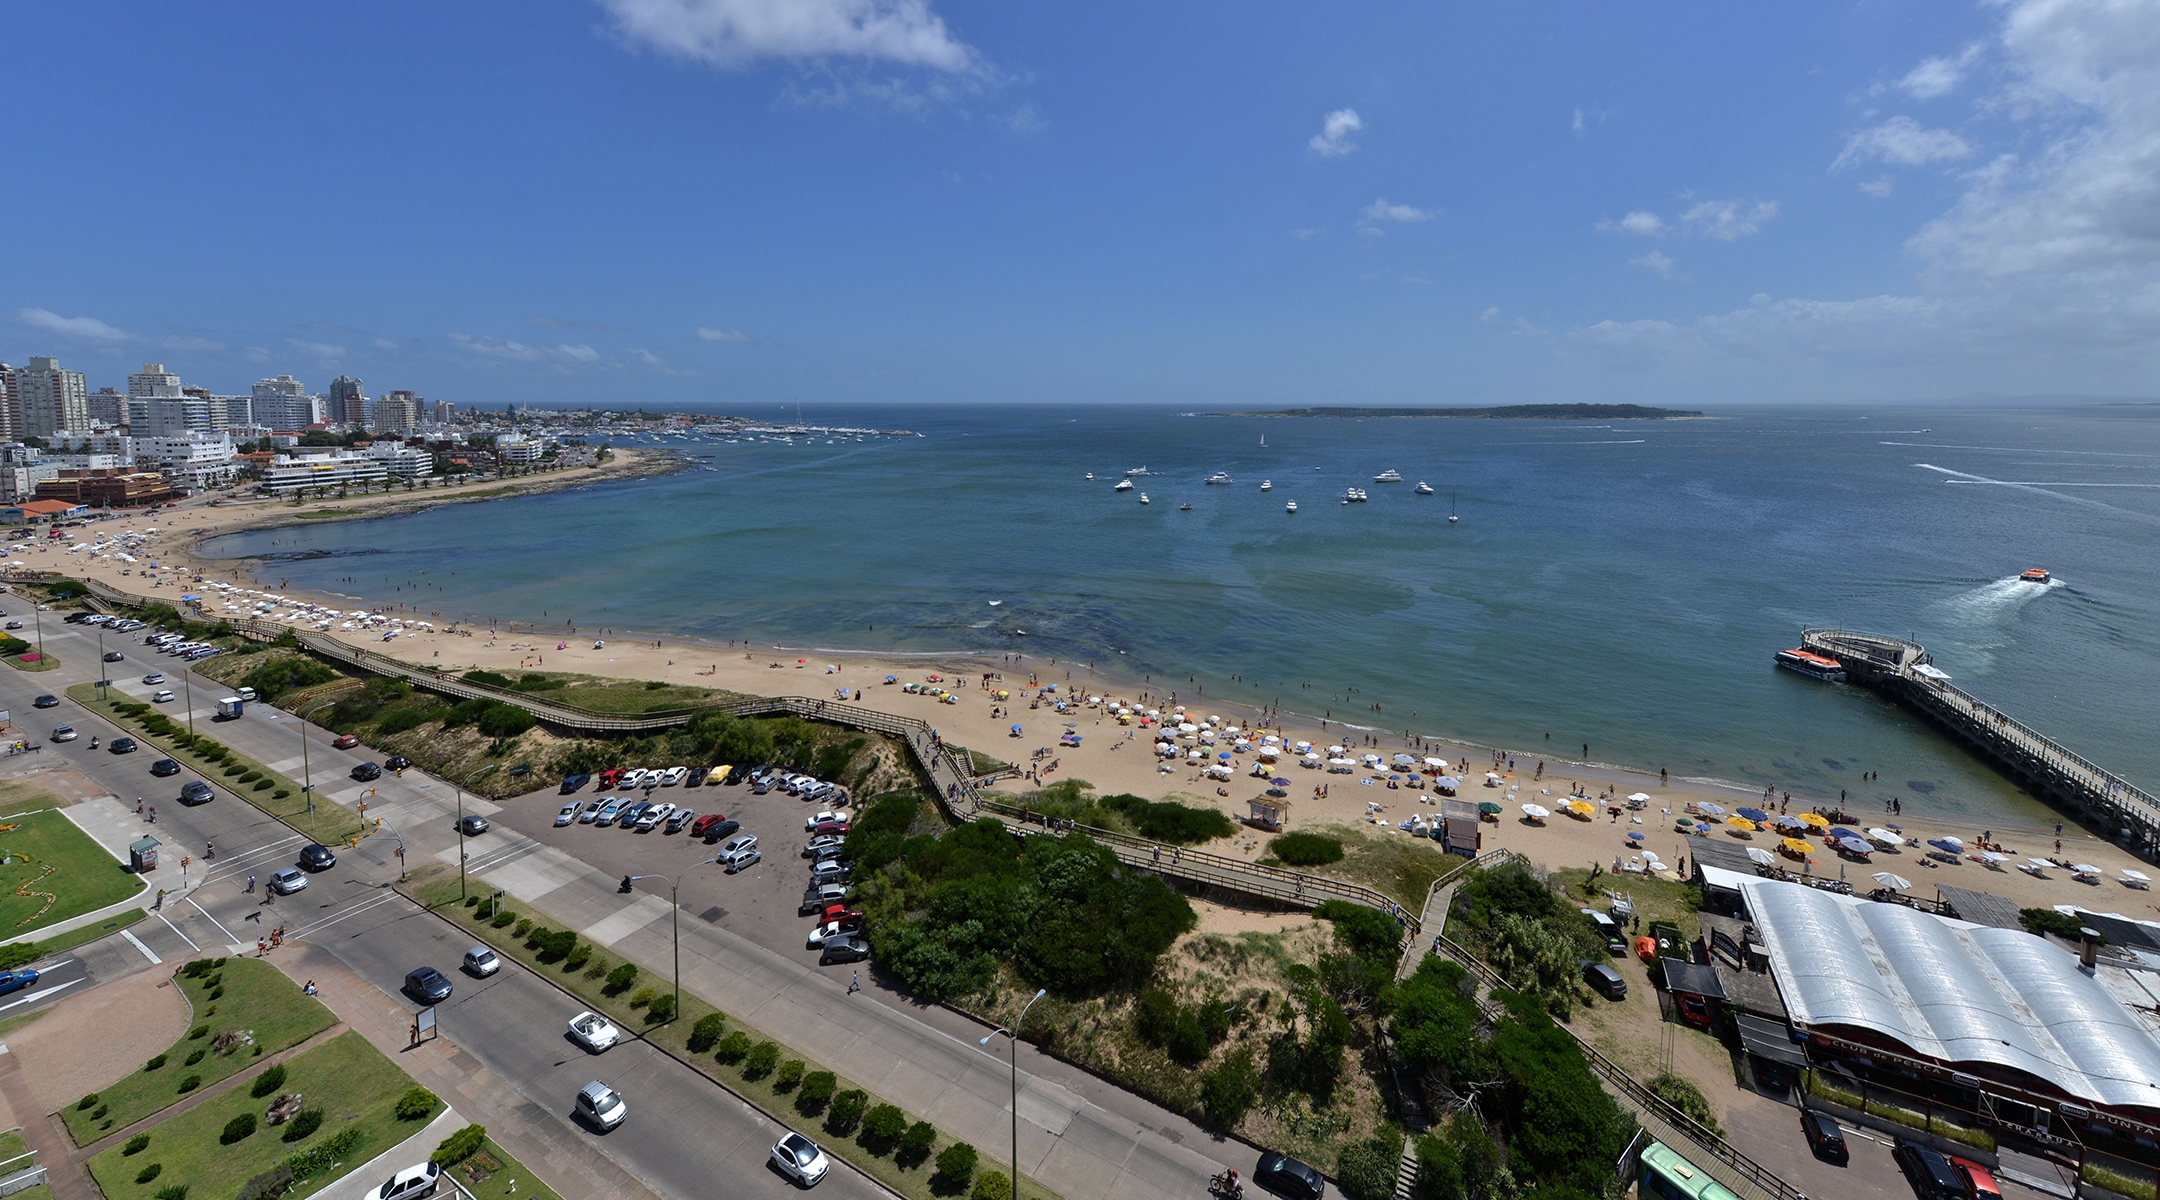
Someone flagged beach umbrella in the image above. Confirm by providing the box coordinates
[1564,800,1595,818]
[1010,724,1024,734]
[1271,777,1291,786]
[1218,751,1233,761]
[1675,816,1695,827]
[1520,803,1549,821]
[1747,847,1777,867]
[1626,831,1646,845]
[1927,838,1963,854]
[1266,788,1288,798]
[2124,868,2152,885]
[1696,803,1726,817]
[1780,837,1815,856]
[1829,827,1862,842]
[1436,776,1461,788]
[1477,801,1502,815]
[1978,851,2008,866]
[1301,752,1322,763]
[2073,863,2104,876]
[1872,872,1912,890]
[1628,792,1650,803]
[1797,813,1831,829]
[1726,816,1757,832]
[1485,772,1503,782]
[1425,757,1446,768]
[1393,754,1416,766]
[1865,827,1904,846]
[1737,807,1770,823]
[2023,858,2053,875]
[1836,836,1875,856]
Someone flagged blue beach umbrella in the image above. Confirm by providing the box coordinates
[1736,807,1770,823]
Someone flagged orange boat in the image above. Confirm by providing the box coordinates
[1775,648,1845,683]
[2020,568,2051,584]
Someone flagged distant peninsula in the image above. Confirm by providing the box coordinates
[1218,403,1706,419]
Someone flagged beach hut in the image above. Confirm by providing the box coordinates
[1248,796,1290,832]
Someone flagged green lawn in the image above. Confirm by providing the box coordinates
[445,1135,566,1200]
[0,807,144,936]
[0,1129,54,1200]
[88,1031,443,1200]
[62,957,336,1145]
[5,652,59,672]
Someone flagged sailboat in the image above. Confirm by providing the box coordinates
[1260,433,1267,448]
[1449,492,1459,523]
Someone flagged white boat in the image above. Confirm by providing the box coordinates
[1085,472,1094,480]
[1260,480,1272,491]
[1260,434,1266,447]
[1415,482,1433,495]
[1342,487,1368,503]
[1449,492,1459,523]
[1138,493,1150,505]
[1114,479,1134,492]
[1205,472,1235,485]
[1285,500,1297,512]
[1124,466,1151,477]
[1374,469,1403,483]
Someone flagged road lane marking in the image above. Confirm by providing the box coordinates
[120,929,162,963]
[285,892,402,940]
[153,908,201,951]
[0,980,82,1012]
[187,896,242,945]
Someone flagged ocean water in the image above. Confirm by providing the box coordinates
[203,401,2160,831]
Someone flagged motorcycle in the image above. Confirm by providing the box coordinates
[1209,1172,1243,1200]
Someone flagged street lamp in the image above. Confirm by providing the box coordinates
[456,764,497,901]
[180,665,195,738]
[620,856,720,1023]
[296,698,341,837]
[979,987,1047,1200]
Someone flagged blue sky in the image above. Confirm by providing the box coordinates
[5,1,2156,408]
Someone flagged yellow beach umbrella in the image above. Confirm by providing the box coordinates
[1564,799,1595,817]
[1780,837,1815,856]
[1726,816,1758,832]
[1797,813,1830,829]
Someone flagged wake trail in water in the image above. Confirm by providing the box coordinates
[1885,442,2160,457]
[1914,464,2160,525]
[1934,575,2064,624]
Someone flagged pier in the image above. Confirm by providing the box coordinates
[1799,628,2160,855]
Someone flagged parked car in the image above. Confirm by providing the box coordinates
[616,801,651,828]
[332,734,360,749]
[108,737,137,754]
[809,819,850,837]
[658,767,688,787]
[805,810,844,832]
[299,843,337,871]
[803,835,845,859]
[1800,1110,1848,1164]
[1255,1154,1326,1200]
[463,946,500,977]
[634,802,674,832]
[770,1133,830,1187]
[269,867,308,895]
[596,767,625,789]
[568,1011,620,1053]
[149,758,181,777]
[560,773,591,794]
[50,726,75,742]
[809,859,851,884]
[805,916,864,949]
[723,843,762,874]
[1893,1139,1967,1200]
[664,808,696,834]
[152,690,175,702]
[801,882,849,915]
[1949,1156,2002,1200]
[682,767,708,787]
[620,769,649,790]
[557,801,586,826]
[1581,961,1627,1001]
[692,815,739,841]
[575,1081,626,1131]
[591,798,626,826]
[373,1161,441,1200]
[818,936,870,965]
[1581,908,1627,956]
[404,967,454,1004]
[0,969,41,997]
[458,814,488,835]
[31,695,58,709]
[180,781,214,805]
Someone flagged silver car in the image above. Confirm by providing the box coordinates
[269,867,308,895]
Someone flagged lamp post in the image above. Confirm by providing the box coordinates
[979,987,1047,1200]
[180,665,195,737]
[621,856,719,1023]
[296,698,340,837]
[456,764,497,901]
[98,629,107,688]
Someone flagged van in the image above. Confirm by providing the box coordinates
[1581,908,1626,955]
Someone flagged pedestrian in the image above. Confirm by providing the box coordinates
[849,971,860,994]
[257,937,268,957]
[303,980,316,996]
[137,797,144,816]
[148,806,156,823]
[246,874,256,894]
[155,888,166,909]
[410,1021,420,1048]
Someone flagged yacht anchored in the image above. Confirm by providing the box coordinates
[1085,472,1094,481]
[1179,502,1193,511]
[1114,479,1134,491]
[1414,482,1434,495]
[1448,492,1459,523]
[1374,469,1403,483]
[1124,467,1151,477]
[1138,493,1150,505]
[1342,487,1368,503]
[1205,471,1235,485]
[1260,480,1272,491]
[1285,500,1297,513]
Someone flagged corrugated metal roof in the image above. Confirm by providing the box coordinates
[1743,879,2160,1113]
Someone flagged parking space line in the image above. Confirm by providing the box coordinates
[120,929,162,964]
[153,908,201,951]
[187,895,241,945]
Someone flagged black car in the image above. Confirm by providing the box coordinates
[103,650,125,662]
[819,936,871,965]
[1256,1154,1325,1200]
[108,737,138,754]
[1801,1110,1848,1165]
[617,802,650,827]
[723,765,750,785]
[31,695,58,709]
[384,754,411,771]
[560,773,590,794]
[458,814,489,835]
[404,967,454,1004]
[149,758,182,777]
[1892,1139,1965,1200]
[1581,960,1627,1001]
[299,843,337,871]
[351,762,382,781]
[180,781,214,805]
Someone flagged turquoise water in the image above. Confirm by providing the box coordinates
[203,402,2160,830]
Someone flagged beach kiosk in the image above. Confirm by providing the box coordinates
[1247,796,1289,832]
[129,835,161,874]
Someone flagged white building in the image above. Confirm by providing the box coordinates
[366,444,432,478]
[134,434,240,491]
[127,363,184,398]
[48,453,126,472]
[250,376,311,430]
[0,442,55,503]
[260,451,387,493]
[15,357,89,437]
[497,434,541,464]
[370,392,417,435]
[127,397,214,436]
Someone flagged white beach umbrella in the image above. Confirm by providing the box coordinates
[2124,868,2152,884]
[1865,828,1905,847]
[1519,803,1549,820]
[1327,757,1355,767]
[1424,757,1445,768]
[1872,872,1912,890]
[1747,848,1776,867]
[1696,803,1725,817]
[2072,863,2103,876]
[1628,792,1650,802]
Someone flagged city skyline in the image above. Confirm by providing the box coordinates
[5,1,2157,407]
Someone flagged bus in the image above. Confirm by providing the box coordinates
[1638,1142,1743,1200]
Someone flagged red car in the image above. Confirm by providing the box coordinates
[811,819,851,836]
[821,905,864,929]
[331,734,360,750]
[1950,1157,2002,1200]
[689,813,735,839]
[597,767,626,789]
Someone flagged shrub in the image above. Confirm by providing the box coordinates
[236,1166,291,1200]
[238,770,262,783]
[714,1031,752,1063]
[860,1103,907,1153]
[1099,793,1236,844]
[252,1064,289,1097]
[135,1164,163,1184]
[533,929,577,962]
[743,1040,779,1079]
[177,1075,201,1093]
[563,944,592,972]
[687,1013,728,1052]
[645,993,676,1023]
[897,1120,937,1167]
[394,1086,439,1120]
[797,1070,837,1114]
[629,987,654,1009]
[490,910,516,928]
[123,1134,151,1156]
[603,962,639,995]
[375,708,427,736]
[935,1142,978,1188]
[476,704,537,738]
[1166,1010,1210,1067]
[77,1093,100,1110]
[1646,1072,1723,1138]
[513,919,532,938]
[220,1112,259,1144]
[281,1109,324,1142]
[775,1059,805,1091]
[463,894,479,907]
[1270,832,1344,866]
[1200,1049,1258,1126]
[273,790,291,800]
[431,1123,488,1166]
[253,779,274,792]
[285,1127,364,1181]
[826,1089,868,1134]
[188,1024,210,1040]
[184,1049,204,1066]
[92,1103,108,1120]
[1336,1139,1397,1200]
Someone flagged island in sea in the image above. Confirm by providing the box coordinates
[1214,403,1706,419]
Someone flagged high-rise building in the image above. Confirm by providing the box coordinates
[329,376,366,426]
[15,357,89,438]
[126,397,214,436]
[86,387,126,426]
[429,399,456,424]
[371,391,418,434]
[0,365,21,442]
[128,363,184,398]
[220,395,253,428]
[251,375,311,430]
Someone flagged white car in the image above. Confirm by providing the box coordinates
[658,766,688,787]
[374,1161,441,1200]
[770,1133,830,1187]
[568,1011,620,1052]
[141,672,165,684]
[556,800,585,826]
[578,799,608,824]
[805,919,860,949]
[805,810,842,832]
[620,768,649,790]
[576,1080,626,1130]
[463,946,500,976]
[152,690,176,702]
[803,835,845,859]
[634,802,674,832]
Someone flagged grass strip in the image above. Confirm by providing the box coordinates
[0,1129,54,1200]
[62,957,336,1146]
[0,807,146,935]
[406,870,1060,1200]
[86,1030,442,1200]
[441,1135,567,1200]
[66,683,365,845]
[6,653,60,672]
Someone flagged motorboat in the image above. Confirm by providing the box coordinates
[1124,466,1151,477]
[1138,493,1150,505]
[1114,479,1134,492]
[1342,487,1368,503]
[1085,472,1094,480]
[1449,492,1459,523]
[1179,502,1193,511]
[1260,480,1272,491]
[1285,500,1297,512]
[1374,469,1403,483]
[1205,472,1235,485]
[2020,568,2051,584]
[1775,648,1846,683]
[1415,482,1434,495]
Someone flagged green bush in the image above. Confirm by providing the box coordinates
[629,987,654,1009]
[797,1070,837,1114]
[897,1120,937,1167]
[281,1109,324,1142]
[1200,1049,1258,1126]
[603,962,639,995]
[513,919,532,939]
[490,910,516,928]
[645,993,676,1022]
[135,1164,162,1184]
[743,1040,779,1079]
[285,1127,365,1182]
[826,1089,868,1135]
[375,708,428,736]
[273,789,291,800]
[220,1112,258,1144]
[77,1093,100,1110]
[714,1031,752,1063]
[1270,832,1344,866]
[775,1059,805,1091]
[394,1086,438,1120]
[1646,1072,1723,1138]
[251,1064,289,1098]
[122,1134,151,1156]
[236,1166,292,1200]
[859,1103,907,1153]
[188,1024,209,1040]
[687,1013,728,1052]
[252,779,274,791]
[184,1049,204,1066]
[563,943,592,972]
[1336,1138,1397,1200]
[1099,793,1236,843]
[476,704,536,738]
[935,1142,978,1188]
[972,1171,1010,1200]
[176,1075,201,1093]
[430,1123,488,1166]
[532,928,577,962]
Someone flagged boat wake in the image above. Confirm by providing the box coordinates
[1935,575,2064,625]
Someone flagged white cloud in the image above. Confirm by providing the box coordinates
[997,104,1046,135]
[1629,250,1682,279]
[244,347,272,364]
[1681,199,1779,241]
[158,335,225,353]
[1859,178,1896,198]
[697,326,754,343]
[17,308,131,342]
[1479,306,1501,321]
[448,334,597,363]
[1572,108,1585,133]
[598,0,978,72]
[287,338,347,359]
[1289,227,1325,240]
[1355,198,1435,234]
[373,337,400,350]
[1833,116,1973,170]
[1596,210,1668,236]
[1308,108,1364,158]
[1899,44,1985,100]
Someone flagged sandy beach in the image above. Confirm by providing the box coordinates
[25,458,2160,924]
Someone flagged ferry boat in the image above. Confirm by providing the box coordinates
[1285,500,1297,512]
[1374,469,1403,483]
[1114,479,1134,492]
[1205,472,1235,485]
[1775,648,1846,683]
[2020,568,2051,584]
[1260,480,1272,491]
[1415,482,1434,495]
[1124,467,1151,477]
